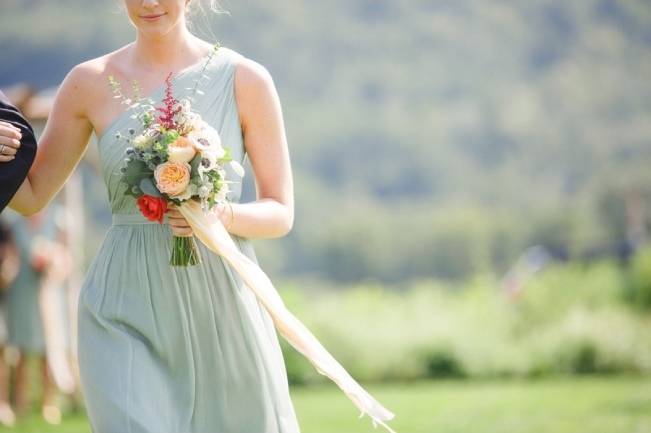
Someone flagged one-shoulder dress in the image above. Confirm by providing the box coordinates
[77,46,302,433]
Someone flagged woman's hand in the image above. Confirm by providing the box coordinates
[167,202,233,237]
[0,121,22,162]
[167,203,194,237]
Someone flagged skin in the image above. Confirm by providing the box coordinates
[0,123,21,162]
[5,0,294,239]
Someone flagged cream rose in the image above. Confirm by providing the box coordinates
[154,161,191,197]
[167,136,197,164]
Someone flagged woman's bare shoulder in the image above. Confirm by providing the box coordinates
[57,47,131,110]
[233,55,278,125]
[69,47,130,83]
[233,54,274,90]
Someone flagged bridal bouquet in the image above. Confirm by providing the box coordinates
[109,47,244,266]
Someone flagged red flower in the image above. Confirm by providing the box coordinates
[137,195,168,224]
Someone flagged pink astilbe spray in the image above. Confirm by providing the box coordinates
[156,72,182,130]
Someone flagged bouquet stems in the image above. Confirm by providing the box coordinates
[170,235,202,266]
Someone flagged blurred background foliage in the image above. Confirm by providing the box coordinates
[2,0,651,283]
[1,0,650,385]
[280,254,651,384]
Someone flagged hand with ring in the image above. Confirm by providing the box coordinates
[0,120,22,162]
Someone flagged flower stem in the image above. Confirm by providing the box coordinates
[170,235,202,266]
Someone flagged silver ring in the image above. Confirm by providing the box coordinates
[0,144,5,155]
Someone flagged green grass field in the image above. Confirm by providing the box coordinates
[2,375,650,433]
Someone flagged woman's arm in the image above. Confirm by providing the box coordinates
[225,58,295,240]
[9,65,94,216]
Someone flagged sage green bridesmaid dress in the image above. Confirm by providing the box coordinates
[5,207,58,354]
[77,46,302,433]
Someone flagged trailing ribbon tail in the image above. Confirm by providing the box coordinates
[179,200,398,433]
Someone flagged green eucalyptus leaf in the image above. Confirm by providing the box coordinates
[124,159,152,186]
[139,177,162,197]
[190,153,202,173]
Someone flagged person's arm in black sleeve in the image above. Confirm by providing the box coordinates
[0,91,38,214]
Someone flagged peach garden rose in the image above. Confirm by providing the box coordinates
[154,161,191,197]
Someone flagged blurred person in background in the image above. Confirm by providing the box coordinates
[4,204,72,425]
[0,218,19,427]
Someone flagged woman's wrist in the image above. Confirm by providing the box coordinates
[213,201,235,231]
[224,201,234,231]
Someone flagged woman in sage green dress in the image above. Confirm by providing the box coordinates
[77,46,301,432]
[4,1,302,432]
[78,47,299,433]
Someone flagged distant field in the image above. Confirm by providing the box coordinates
[2,375,650,433]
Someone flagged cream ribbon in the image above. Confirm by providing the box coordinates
[179,199,397,433]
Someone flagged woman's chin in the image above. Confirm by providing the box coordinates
[136,25,173,38]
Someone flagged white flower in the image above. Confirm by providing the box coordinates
[173,112,185,126]
[215,183,230,201]
[197,162,210,181]
[180,98,192,113]
[184,112,203,133]
[132,134,151,150]
[201,145,220,167]
[189,121,225,158]
[198,185,211,198]
[230,160,245,178]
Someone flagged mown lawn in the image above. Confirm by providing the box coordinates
[1,375,650,433]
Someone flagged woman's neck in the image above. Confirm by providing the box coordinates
[129,27,205,72]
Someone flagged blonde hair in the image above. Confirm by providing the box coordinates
[187,0,230,18]
[186,0,231,41]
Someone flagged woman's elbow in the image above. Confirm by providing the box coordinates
[9,187,47,216]
[10,200,43,217]
[275,206,294,238]
[282,214,294,237]
[7,177,45,216]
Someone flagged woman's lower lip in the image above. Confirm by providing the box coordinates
[141,14,165,21]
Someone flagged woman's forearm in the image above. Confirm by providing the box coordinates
[225,198,293,239]
[8,64,94,216]
[8,151,79,216]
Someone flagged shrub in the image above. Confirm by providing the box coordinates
[555,338,600,374]
[419,346,467,379]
